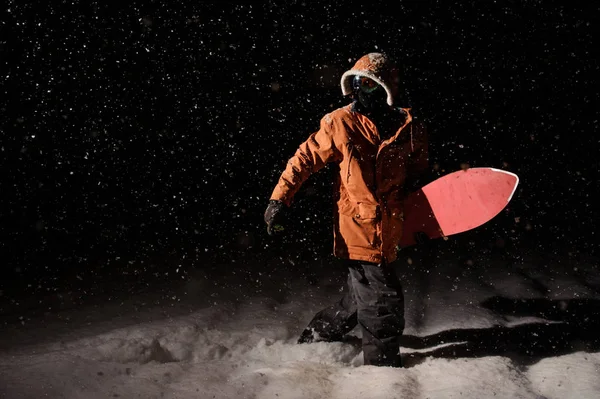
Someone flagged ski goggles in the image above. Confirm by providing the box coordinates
[352,76,381,93]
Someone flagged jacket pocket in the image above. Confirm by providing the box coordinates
[355,202,380,221]
[338,201,380,221]
[338,202,381,251]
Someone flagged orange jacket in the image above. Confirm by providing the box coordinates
[270,53,428,263]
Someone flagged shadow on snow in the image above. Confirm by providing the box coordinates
[402,296,600,367]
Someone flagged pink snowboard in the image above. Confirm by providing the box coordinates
[398,167,519,248]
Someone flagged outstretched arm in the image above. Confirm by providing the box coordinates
[270,114,342,206]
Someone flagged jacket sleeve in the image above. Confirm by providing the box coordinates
[270,114,342,206]
[405,121,430,192]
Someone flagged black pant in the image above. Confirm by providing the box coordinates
[298,260,405,367]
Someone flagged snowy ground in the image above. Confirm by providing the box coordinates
[1,245,600,399]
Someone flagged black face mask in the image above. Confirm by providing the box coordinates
[352,75,388,112]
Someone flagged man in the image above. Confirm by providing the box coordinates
[264,52,429,367]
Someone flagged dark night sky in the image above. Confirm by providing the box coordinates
[0,1,598,303]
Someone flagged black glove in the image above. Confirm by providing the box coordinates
[264,200,286,236]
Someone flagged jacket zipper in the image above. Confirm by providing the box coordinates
[346,143,354,183]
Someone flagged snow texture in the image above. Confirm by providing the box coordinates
[1,251,599,399]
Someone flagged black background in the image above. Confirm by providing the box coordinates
[1,1,598,309]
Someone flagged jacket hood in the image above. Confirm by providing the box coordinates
[340,52,400,107]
